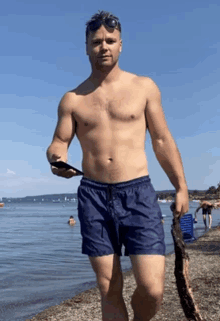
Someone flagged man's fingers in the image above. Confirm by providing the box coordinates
[176,207,188,217]
[170,202,188,218]
[51,167,77,178]
[64,169,77,179]
[51,166,65,175]
[174,210,181,218]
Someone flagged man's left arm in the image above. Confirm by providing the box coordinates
[145,78,188,217]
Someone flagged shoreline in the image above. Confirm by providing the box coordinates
[26,226,220,321]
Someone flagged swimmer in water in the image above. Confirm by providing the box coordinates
[68,216,76,226]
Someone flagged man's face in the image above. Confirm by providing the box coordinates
[86,25,122,69]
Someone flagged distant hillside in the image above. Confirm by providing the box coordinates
[2,188,219,203]
[2,193,77,203]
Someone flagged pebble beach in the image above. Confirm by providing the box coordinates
[26,226,220,321]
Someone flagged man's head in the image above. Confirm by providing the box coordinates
[86,10,121,42]
[85,11,122,70]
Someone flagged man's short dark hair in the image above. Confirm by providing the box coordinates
[86,10,121,41]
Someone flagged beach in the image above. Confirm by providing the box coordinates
[26,226,220,321]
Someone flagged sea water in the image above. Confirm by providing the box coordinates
[0,201,220,321]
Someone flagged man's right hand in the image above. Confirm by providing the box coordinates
[49,154,78,179]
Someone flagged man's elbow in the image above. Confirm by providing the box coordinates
[46,145,52,159]
[46,145,54,162]
[153,137,166,147]
[153,134,177,150]
[46,140,67,161]
[152,135,170,152]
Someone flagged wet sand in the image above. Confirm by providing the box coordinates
[26,226,220,321]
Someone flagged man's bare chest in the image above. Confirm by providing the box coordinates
[75,88,147,124]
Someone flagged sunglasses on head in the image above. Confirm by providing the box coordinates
[88,17,119,32]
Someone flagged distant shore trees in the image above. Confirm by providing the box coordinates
[206,186,217,194]
[206,182,220,195]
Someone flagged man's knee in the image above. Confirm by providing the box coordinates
[98,271,124,298]
[89,254,123,298]
[133,283,164,305]
[147,285,164,304]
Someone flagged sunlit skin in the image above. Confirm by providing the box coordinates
[47,22,188,321]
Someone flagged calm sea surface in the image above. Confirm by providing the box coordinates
[1,201,220,321]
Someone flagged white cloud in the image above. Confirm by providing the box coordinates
[0,169,16,177]
[6,169,16,175]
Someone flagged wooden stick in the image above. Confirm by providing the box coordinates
[171,207,204,321]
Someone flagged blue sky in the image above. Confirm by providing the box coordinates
[1,0,220,198]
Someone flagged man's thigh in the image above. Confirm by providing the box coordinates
[130,254,165,291]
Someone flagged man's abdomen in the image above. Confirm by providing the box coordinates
[81,149,149,183]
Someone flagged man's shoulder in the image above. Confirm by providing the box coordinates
[59,81,89,109]
[61,78,90,98]
[131,75,161,101]
[128,73,159,91]
[135,74,158,87]
[58,91,77,111]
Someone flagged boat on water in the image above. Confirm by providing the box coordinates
[0,203,4,208]
[158,198,173,203]
[158,199,167,203]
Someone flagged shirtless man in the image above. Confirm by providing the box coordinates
[46,11,188,321]
[194,200,214,229]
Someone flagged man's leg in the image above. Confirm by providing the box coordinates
[89,254,129,321]
[208,214,212,229]
[203,214,207,228]
[130,254,165,321]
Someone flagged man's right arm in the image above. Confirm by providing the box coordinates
[194,206,201,220]
[46,92,77,177]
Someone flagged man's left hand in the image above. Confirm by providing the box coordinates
[172,189,189,218]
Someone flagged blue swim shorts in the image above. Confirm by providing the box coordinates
[202,208,212,215]
[77,175,165,257]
